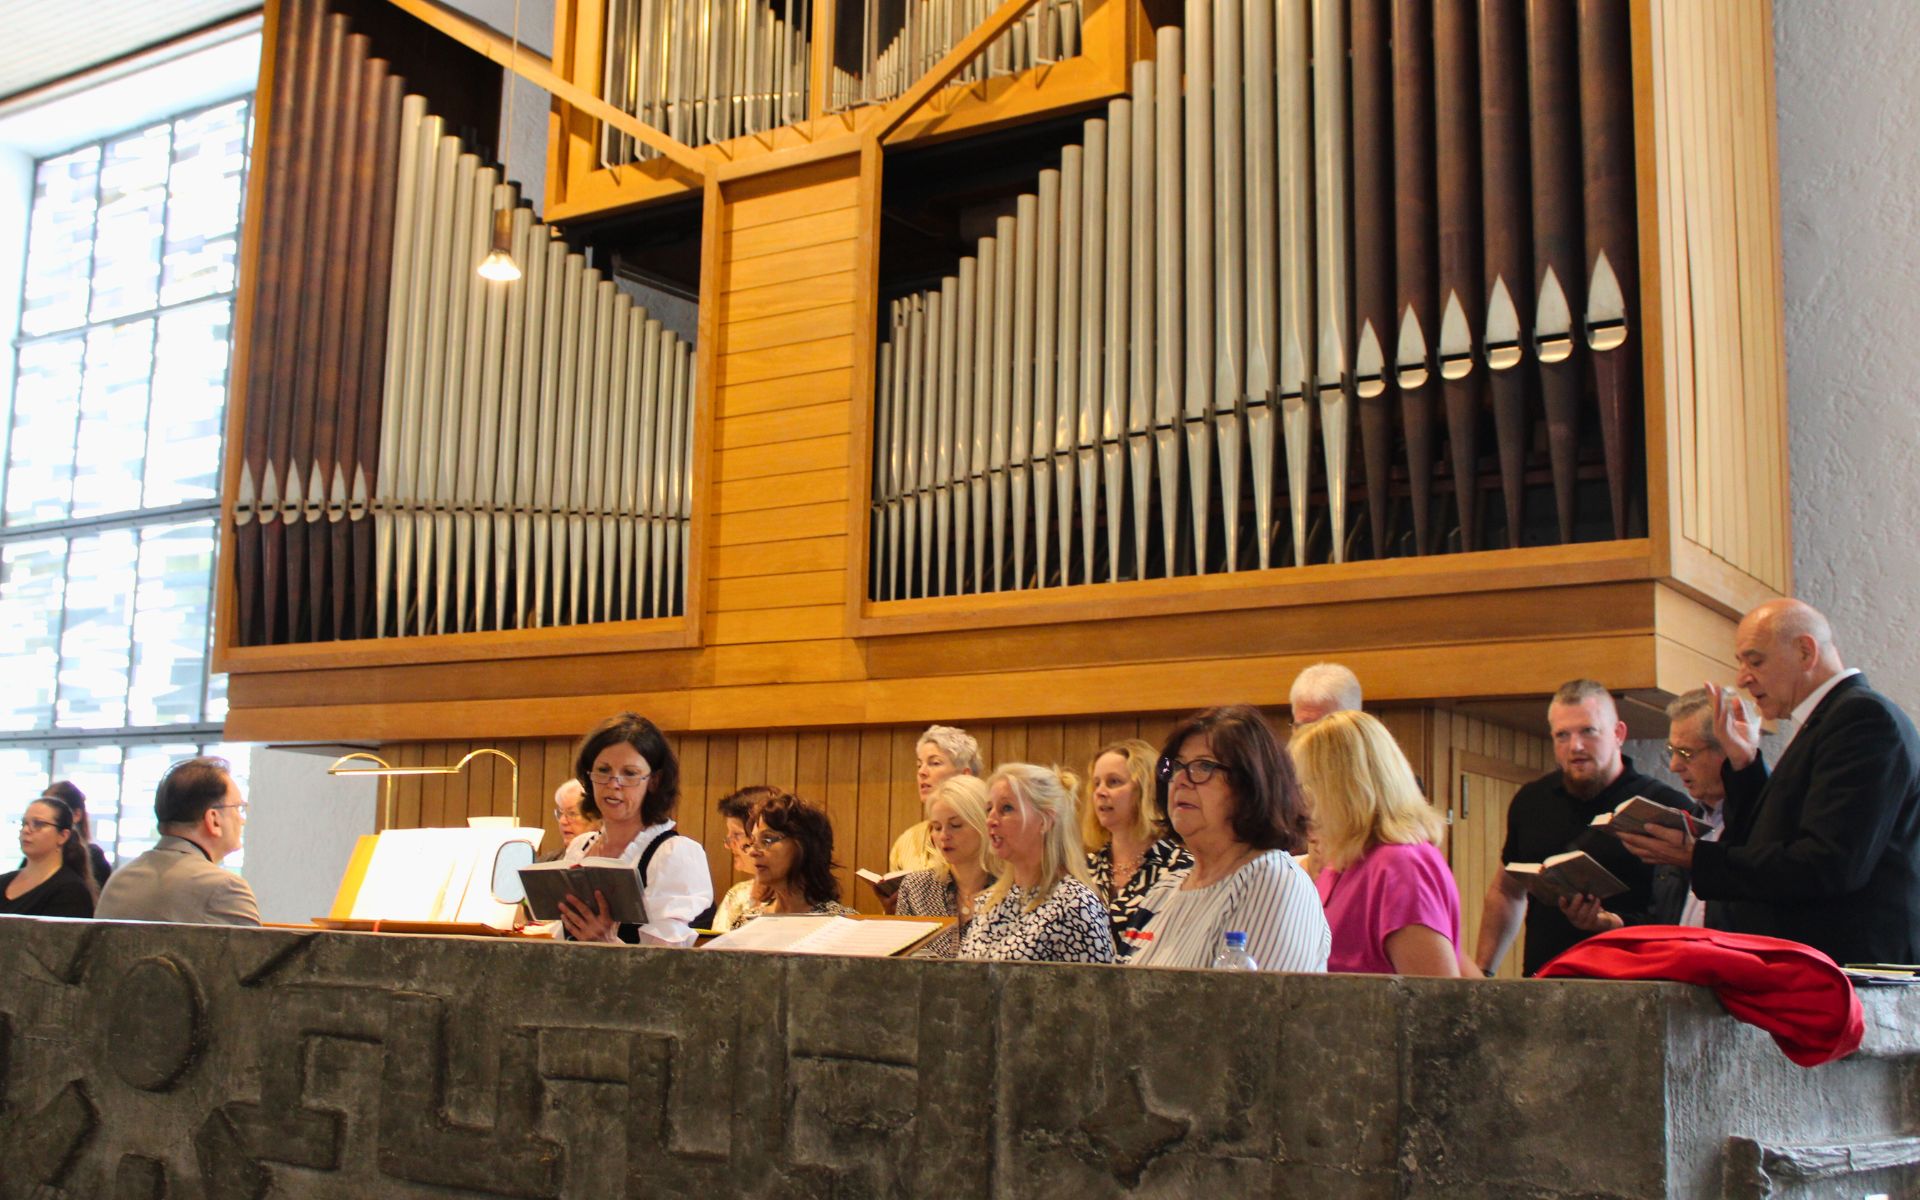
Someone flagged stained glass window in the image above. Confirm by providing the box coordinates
[0,94,252,867]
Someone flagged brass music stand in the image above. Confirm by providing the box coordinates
[326,748,523,831]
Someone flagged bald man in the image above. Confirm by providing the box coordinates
[1618,599,1920,965]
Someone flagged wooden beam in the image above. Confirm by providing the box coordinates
[872,0,1047,143]
[381,0,711,180]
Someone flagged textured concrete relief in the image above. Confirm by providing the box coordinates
[2,918,1918,1198]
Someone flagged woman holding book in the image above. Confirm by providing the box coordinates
[895,775,996,958]
[1291,711,1473,977]
[731,792,855,924]
[1081,738,1192,947]
[711,785,778,932]
[1122,706,1330,972]
[558,713,714,947]
[3,795,96,918]
[960,764,1114,964]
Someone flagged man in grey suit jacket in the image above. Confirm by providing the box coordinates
[96,756,260,927]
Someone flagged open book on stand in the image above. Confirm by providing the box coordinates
[1504,851,1628,904]
[519,858,647,924]
[702,914,948,957]
[1589,795,1700,838]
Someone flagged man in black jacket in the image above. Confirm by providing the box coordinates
[1617,599,1920,965]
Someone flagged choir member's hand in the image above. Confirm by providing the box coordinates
[1616,823,1694,868]
[559,889,617,942]
[1706,681,1759,771]
[1558,892,1624,933]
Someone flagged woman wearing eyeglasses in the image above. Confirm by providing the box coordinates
[960,763,1114,963]
[729,792,854,924]
[557,712,714,947]
[711,785,778,932]
[1291,710,1471,977]
[3,796,97,917]
[1081,738,1192,948]
[1122,706,1330,972]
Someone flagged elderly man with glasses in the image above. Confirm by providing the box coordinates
[96,756,260,927]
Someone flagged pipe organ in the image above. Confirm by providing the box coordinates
[232,0,696,647]
[597,0,1088,165]
[870,0,1642,599]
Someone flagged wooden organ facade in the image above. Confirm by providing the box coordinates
[215,0,1788,937]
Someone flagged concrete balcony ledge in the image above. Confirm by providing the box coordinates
[0,916,1913,1198]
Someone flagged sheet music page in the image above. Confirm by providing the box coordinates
[702,915,841,951]
[787,918,944,957]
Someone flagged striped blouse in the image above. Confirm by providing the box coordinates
[1121,850,1331,972]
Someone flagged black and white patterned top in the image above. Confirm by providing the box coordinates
[958,877,1116,964]
[731,898,855,926]
[1087,836,1194,948]
[895,868,996,959]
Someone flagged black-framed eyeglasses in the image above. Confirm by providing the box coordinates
[16,817,60,832]
[1157,756,1231,786]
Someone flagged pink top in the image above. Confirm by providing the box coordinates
[1315,841,1461,974]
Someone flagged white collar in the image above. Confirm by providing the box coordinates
[1786,668,1861,747]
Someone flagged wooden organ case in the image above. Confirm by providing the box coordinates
[216,0,1789,942]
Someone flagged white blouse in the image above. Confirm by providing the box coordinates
[563,821,713,948]
[1122,850,1330,972]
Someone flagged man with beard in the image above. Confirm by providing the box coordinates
[1474,679,1695,976]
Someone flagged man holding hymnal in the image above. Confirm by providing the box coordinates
[1474,680,1701,977]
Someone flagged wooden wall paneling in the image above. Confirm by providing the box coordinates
[703,733,742,892]
[464,743,492,824]
[765,730,800,791]
[1708,0,1742,577]
[887,726,921,858]
[995,725,1029,768]
[855,728,895,913]
[736,732,769,792]
[1024,720,1064,772]
[796,730,830,799]
[677,731,711,860]
[822,730,861,908]
[1058,717,1105,782]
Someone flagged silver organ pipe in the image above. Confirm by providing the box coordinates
[372,105,697,636]
[868,0,1642,598]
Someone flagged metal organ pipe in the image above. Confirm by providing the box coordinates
[867,0,1643,598]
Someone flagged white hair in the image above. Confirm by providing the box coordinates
[552,778,585,805]
[1290,662,1362,714]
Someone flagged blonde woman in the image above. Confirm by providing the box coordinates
[1292,710,1469,977]
[1082,738,1192,946]
[894,775,997,958]
[960,763,1113,963]
[888,724,985,873]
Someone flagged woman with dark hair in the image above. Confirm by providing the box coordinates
[557,712,714,947]
[3,796,96,917]
[42,780,112,884]
[732,792,854,923]
[1122,705,1330,972]
[711,785,778,932]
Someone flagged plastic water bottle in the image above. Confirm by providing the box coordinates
[1211,930,1258,971]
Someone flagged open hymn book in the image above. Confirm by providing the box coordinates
[1503,851,1629,904]
[1589,795,1701,838]
[702,914,948,957]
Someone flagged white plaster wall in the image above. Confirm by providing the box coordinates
[241,747,377,923]
[1776,2,1920,712]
